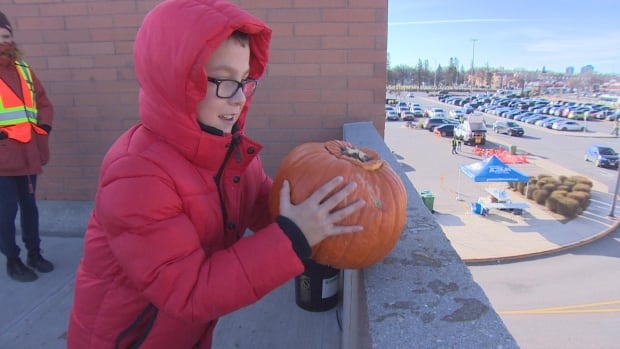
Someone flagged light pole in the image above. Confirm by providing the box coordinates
[433,60,438,88]
[609,167,620,218]
[470,39,478,93]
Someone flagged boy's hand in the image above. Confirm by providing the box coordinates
[278,176,365,247]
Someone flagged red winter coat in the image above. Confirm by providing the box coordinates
[0,62,53,176]
[67,1,304,348]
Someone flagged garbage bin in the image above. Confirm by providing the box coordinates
[420,190,435,213]
[295,259,340,312]
[509,145,517,155]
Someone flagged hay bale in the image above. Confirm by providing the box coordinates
[567,191,591,210]
[533,189,549,205]
[572,183,592,194]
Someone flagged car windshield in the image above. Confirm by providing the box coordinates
[599,147,617,155]
[506,122,519,127]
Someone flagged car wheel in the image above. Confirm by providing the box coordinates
[595,159,601,167]
[562,127,567,131]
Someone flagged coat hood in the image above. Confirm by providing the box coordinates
[134,0,271,162]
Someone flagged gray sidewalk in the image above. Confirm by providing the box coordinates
[1,202,341,349]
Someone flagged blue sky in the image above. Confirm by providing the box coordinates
[387,0,620,75]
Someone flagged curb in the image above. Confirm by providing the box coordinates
[462,217,620,264]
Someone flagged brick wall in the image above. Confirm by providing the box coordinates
[3,0,387,201]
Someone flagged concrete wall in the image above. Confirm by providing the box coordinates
[341,122,518,348]
[3,0,386,200]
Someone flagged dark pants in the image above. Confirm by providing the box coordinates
[0,175,40,259]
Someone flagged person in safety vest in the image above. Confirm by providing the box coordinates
[0,11,55,283]
[67,1,365,348]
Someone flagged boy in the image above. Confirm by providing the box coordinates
[67,0,364,348]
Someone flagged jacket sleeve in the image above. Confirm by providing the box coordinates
[31,70,54,128]
[96,155,304,322]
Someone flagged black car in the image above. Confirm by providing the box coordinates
[584,145,619,168]
[433,124,456,137]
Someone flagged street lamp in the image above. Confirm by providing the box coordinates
[470,39,478,93]
[609,167,620,218]
[433,60,438,88]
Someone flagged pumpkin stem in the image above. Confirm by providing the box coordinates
[325,140,383,171]
[341,146,372,162]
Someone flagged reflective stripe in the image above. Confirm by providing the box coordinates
[0,60,38,126]
[0,110,37,125]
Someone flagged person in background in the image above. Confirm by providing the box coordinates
[0,11,55,282]
[451,137,458,154]
[67,0,365,348]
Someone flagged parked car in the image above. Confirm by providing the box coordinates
[539,117,565,128]
[401,110,415,121]
[429,107,446,118]
[385,110,400,121]
[492,120,524,137]
[449,109,465,119]
[433,123,456,137]
[584,145,619,168]
[423,117,450,131]
[411,107,424,117]
[551,120,585,131]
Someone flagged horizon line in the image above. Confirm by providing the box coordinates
[388,18,523,26]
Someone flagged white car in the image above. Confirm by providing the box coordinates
[449,109,464,119]
[551,120,585,131]
[430,107,446,118]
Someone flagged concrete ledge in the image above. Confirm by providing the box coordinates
[342,121,518,348]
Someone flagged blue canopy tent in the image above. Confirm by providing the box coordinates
[457,155,530,201]
[460,155,530,182]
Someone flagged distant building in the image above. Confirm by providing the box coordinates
[565,66,575,75]
[581,65,595,74]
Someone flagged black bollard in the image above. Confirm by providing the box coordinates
[294,259,340,312]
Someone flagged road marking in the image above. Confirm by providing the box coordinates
[499,300,620,315]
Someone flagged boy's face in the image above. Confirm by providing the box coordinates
[198,37,251,134]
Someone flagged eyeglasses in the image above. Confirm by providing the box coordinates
[207,77,259,99]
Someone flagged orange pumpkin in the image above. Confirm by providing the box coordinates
[268,140,407,269]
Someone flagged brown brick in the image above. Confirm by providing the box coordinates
[68,42,115,55]
[322,9,377,22]
[322,36,376,49]
[294,23,347,36]
[240,0,293,9]
[39,3,89,16]
[18,1,388,200]
[294,50,346,63]
[65,15,114,29]
[267,9,320,23]
[268,63,320,77]
[87,1,137,15]
[294,0,346,8]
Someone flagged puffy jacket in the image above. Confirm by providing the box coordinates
[67,1,304,348]
[0,61,53,176]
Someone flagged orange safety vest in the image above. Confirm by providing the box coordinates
[0,60,46,143]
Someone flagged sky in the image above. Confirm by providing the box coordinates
[387,0,620,75]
